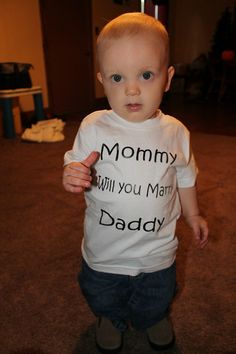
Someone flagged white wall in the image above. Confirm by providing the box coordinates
[0,0,48,111]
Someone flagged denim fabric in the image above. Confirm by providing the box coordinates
[78,259,176,331]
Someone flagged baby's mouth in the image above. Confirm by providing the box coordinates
[126,103,142,112]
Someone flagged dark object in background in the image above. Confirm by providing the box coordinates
[184,54,211,101]
[0,62,33,90]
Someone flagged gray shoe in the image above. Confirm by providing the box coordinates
[96,317,123,353]
[147,317,175,351]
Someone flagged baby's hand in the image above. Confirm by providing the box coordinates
[185,215,209,249]
[63,151,99,193]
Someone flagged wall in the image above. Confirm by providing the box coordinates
[0,0,48,111]
[169,0,235,64]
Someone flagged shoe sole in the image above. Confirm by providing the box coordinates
[96,339,123,354]
[148,335,175,351]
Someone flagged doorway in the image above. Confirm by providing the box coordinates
[40,0,94,116]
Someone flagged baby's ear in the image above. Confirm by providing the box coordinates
[165,66,175,92]
[97,72,103,84]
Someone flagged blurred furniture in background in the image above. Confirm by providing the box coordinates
[0,86,44,138]
[207,54,236,102]
[171,52,236,103]
[171,55,210,101]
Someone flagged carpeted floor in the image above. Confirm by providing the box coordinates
[0,110,236,354]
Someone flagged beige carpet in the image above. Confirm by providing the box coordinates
[0,120,235,354]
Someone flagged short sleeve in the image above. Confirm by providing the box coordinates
[176,150,198,188]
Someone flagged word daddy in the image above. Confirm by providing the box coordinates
[99,209,165,233]
[101,143,177,165]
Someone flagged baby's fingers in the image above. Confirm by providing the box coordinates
[63,182,86,193]
[194,223,209,249]
[63,163,92,193]
[199,228,209,249]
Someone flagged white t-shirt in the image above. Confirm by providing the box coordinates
[64,110,197,276]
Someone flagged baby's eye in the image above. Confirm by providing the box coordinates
[142,71,153,80]
[111,74,122,83]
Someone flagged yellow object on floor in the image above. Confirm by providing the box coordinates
[21,118,65,142]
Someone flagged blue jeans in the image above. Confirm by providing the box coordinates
[78,258,176,332]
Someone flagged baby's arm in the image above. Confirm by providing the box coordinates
[63,151,99,193]
[178,186,209,248]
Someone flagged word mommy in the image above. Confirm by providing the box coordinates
[101,143,177,165]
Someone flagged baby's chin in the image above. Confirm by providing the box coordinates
[113,107,159,123]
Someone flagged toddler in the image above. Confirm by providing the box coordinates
[63,12,209,353]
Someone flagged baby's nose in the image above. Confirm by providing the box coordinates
[125,82,140,96]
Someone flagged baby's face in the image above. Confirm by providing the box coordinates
[97,33,174,123]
